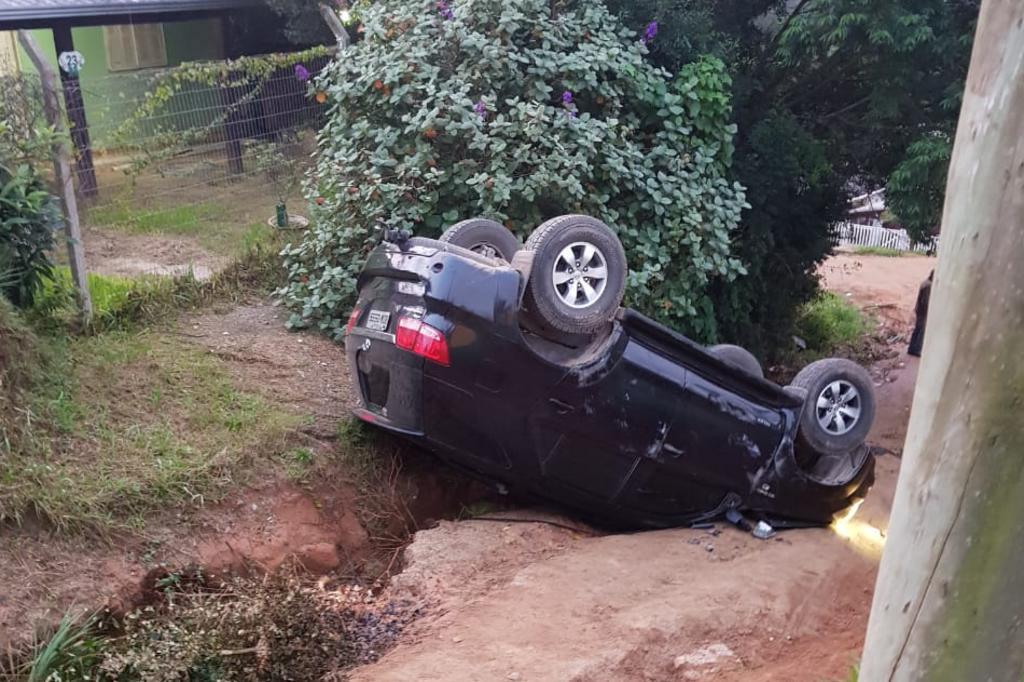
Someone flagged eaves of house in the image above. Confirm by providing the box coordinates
[0,0,259,30]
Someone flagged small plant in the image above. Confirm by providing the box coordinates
[794,292,868,353]
[0,163,60,308]
[13,612,104,682]
[251,139,301,228]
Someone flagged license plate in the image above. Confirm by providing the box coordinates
[366,310,391,332]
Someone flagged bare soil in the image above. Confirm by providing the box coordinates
[80,225,225,281]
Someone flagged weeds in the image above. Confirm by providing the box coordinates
[33,237,284,334]
[794,292,870,354]
[0,331,300,531]
[852,246,905,257]
[2,612,103,682]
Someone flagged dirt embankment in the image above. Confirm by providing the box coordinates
[1,304,366,653]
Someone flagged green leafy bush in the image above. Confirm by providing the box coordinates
[794,292,867,353]
[280,0,747,338]
[0,164,59,308]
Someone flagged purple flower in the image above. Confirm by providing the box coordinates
[437,0,453,20]
[473,99,487,120]
[561,90,574,105]
[642,21,659,45]
[294,64,310,82]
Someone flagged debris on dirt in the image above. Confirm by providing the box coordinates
[673,642,736,670]
[99,569,425,680]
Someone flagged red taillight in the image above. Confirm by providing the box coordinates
[345,307,361,334]
[395,316,450,366]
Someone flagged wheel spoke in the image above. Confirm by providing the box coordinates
[586,265,607,281]
[565,279,579,303]
[832,411,846,433]
[817,394,831,410]
[581,244,596,267]
[838,405,860,422]
[553,269,574,285]
[827,381,842,400]
[579,278,598,303]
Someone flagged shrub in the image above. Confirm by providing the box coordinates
[794,292,868,354]
[0,164,59,308]
[280,0,747,338]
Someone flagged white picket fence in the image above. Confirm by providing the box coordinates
[831,222,937,254]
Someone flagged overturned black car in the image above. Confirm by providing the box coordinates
[345,215,875,528]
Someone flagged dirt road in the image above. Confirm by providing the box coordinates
[350,251,936,681]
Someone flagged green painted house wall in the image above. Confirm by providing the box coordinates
[12,18,224,149]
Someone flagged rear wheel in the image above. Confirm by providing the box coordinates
[439,218,520,262]
[522,215,626,335]
[709,344,764,378]
[789,358,875,454]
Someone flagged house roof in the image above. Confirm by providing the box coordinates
[0,0,258,27]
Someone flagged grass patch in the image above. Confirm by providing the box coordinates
[1,329,300,531]
[794,292,870,354]
[32,237,285,334]
[85,200,278,258]
[852,246,905,257]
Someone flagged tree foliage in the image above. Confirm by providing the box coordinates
[607,0,977,354]
[280,0,748,339]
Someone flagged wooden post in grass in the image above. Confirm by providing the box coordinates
[859,1,1024,680]
[17,30,92,324]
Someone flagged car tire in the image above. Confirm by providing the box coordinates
[789,358,876,454]
[439,218,520,262]
[709,344,764,379]
[522,215,627,335]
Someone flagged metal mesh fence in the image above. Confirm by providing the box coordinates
[7,51,330,281]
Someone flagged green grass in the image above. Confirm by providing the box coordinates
[85,200,277,258]
[33,239,285,334]
[853,246,905,257]
[1,329,300,531]
[14,613,104,682]
[794,292,870,354]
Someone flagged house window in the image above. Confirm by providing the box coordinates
[103,24,167,72]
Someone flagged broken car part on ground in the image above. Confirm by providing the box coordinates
[345,215,876,528]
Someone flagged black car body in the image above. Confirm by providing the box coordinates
[345,236,874,528]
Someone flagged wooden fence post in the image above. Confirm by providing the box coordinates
[17,30,93,324]
[859,0,1024,679]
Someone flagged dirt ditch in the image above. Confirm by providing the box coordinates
[0,301,494,665]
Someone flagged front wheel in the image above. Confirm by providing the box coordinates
[789,358,876,455]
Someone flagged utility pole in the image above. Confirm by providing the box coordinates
[859,1,1024,680]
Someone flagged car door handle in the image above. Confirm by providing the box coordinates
[548,398,574,414]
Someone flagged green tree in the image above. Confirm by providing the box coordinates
[607,0,978,354]
[280,0,748,338]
